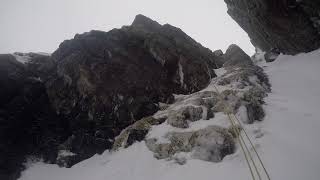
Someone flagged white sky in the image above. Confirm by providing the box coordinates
[0,0,255,55]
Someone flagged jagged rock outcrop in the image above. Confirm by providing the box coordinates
[46,14,223,165]
[225,0,320,54]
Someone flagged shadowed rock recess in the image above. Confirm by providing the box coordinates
[0,15,224,179]
[0,53,69,180]
[225,0,320,54]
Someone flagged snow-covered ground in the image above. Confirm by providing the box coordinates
[260,50,320,180]
[19,50,320,180]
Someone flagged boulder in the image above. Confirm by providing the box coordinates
[225,0,320,54]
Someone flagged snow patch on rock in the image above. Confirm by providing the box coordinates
[12,52,32,64]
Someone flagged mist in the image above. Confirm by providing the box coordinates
[0,0,254,54]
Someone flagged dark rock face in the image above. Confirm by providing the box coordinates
[0,15,231,179]
[223,44,253,67]
[0,54,69,180]
[225,0,320,54]
[46,14,222,165]
[125,129,149,147]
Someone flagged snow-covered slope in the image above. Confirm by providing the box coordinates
[260,50,320,180]
[19,50,320,180]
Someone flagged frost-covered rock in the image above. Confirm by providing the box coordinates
[145,126,235,162]
[149,45,269,160]
[218,45,271,91]
[111,45,271,165]
[212,90,241,114]
[167,106,203,128]
[56,150,77,167]
[242,87,268,123]
[112,117,166,151]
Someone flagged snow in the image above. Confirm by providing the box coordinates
[259,50,320,180]
[12,52,51,64]
[178,60,184,88]
[19,49,320,180]
[214,67,227,76]
[148,112,232,144]
[12,53,32,64]
[57,150,76,159]
[36,52,51,56]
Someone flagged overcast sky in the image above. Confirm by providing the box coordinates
[0,0,255,55]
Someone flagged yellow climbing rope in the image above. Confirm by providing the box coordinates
[212,84,271,180]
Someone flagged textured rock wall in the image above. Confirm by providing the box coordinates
[225,0,320,54]
[46,14,223,166]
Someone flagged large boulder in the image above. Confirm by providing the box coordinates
[225,0,320,54]
[45,14,223,164]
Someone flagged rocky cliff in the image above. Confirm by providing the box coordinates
[225,0,320,54]
[46,14,224,166]
[0,15,224,179]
